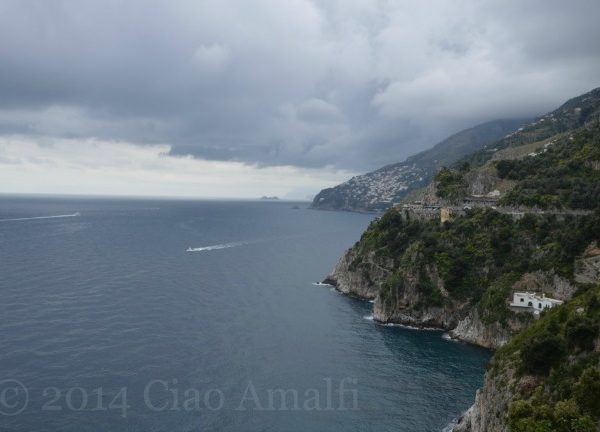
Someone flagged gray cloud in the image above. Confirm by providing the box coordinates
[0,0,599,171]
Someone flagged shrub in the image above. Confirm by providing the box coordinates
[573,367,600,418]
[434,167,467,201]
[520,332,566,375]
[565,317,598,351]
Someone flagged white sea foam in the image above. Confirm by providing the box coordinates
[186,241,246,252]
[441,419,458,432]
[312,282,332,286]
[442,333,461,343]
[382,322,421,330]
[0,212,80,222]
[362,315,442,331]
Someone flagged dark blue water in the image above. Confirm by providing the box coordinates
[0,197,490,432]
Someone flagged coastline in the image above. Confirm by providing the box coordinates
[325,278,493,346]
[323,275,492,432]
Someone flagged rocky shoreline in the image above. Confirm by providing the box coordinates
[323,241,600,432]
[323,248,517,349]
[323,263,513,432]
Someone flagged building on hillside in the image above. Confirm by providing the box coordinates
[397,204,440,222]
[440,207,455,223]
[510,292,563,314]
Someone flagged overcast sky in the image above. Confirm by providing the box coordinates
[1,0,599,199]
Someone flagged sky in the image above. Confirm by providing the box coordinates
[1,0,599,199]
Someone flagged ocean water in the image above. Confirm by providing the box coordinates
[0,196,490,432]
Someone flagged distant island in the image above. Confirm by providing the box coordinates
[260,196,279,200]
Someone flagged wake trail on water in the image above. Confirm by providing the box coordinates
[0,212,81,222]
[186,241,247,252]
[186,233,309,253]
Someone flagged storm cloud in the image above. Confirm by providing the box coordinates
[1,0,600,172]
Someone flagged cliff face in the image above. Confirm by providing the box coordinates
[454,285,600,432]
[324,247,391,299]
[450,311,515,349]
[327,255,519,350]
[449,268,581,348]
[323,87,600,432]
[372,261,465,329]
[325,204,600,356]
[325,241,468,335]
[325,232,465,329]
[453,369,515,432]
[327,234,597,350]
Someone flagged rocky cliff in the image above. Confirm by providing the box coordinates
[329,209,600,329]
[452,368,515,432]
[453,285,600,432]
[325,228,600,432]
[323,247,389,299]
[323,87,600,432]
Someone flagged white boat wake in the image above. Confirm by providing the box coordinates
[186,241,246,252]
[441,419,459,432]
[0,212,81,222]
[186,233,312,254]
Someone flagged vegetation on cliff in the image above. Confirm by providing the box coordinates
[489,284,600,432]
[429,88,600,208]
[496,125,600,210]
[463,87,600,169]
[351,207,600,326]
[315,88,600,432]
[434,164,468,201]
[330,87,600,432]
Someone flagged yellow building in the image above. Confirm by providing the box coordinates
[440,207,454,223]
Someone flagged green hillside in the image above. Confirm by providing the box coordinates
[464,87,600,168]
[496,284,600,432]
[497,125,600,209]
[354,207,600,323]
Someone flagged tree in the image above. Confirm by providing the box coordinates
[574,367,600,418]
[520,332,566,375]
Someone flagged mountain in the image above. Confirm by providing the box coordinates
[311,119,528,212]
[462,87,600,169]
[324,87,600,343]
[322,87,600,431]
[422,87,600,209]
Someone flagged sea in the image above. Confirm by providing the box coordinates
[0,196,490,432]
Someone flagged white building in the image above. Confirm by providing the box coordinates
[510,292,563,313]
